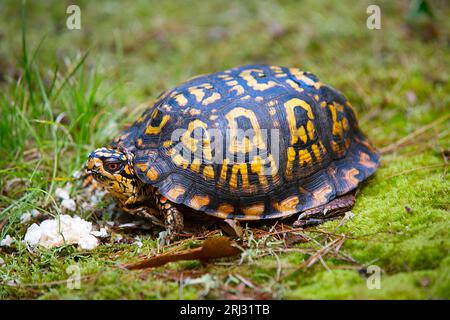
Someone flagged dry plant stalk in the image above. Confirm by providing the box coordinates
[124,236,241,270]
[380,114,449,154]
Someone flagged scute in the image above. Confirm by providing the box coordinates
[111,64,380,221]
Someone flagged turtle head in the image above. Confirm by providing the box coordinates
[86,147,141,203]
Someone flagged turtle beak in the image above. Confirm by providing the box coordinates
[86,154,102,174]
[86,157,108,183]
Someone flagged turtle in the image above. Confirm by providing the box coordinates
[86,64,380,238]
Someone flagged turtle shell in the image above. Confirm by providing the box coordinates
[111,64,380,220]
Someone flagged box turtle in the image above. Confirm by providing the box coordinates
[87,64,379,237]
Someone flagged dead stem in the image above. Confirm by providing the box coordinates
[252,226,309,240]
[0,272,101,288]
[0,219,8,231]
[433,127,448,177]
[380,114,450,154]
[384,164,444,180]
[300,236,344,269]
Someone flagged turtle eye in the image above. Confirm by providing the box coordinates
[104,160,121,172]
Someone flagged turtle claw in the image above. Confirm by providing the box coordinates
[124,206,165,227]
[221,219,243,238]
[293,191,356,227]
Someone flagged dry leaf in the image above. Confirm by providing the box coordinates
[124,236,241,270]
[221,219,243,238]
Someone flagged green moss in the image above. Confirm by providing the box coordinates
[287,256,450,300]
[0,0,449,299]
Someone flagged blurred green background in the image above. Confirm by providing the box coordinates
[0,0,448,299]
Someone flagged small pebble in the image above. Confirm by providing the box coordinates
[72,170,82,179]
[0,235,13,247]
[20,212,32,224]
[133,236,143,248]
[420,278,431,288]
[31,209,41,218]
[267,21,285,38]
[113,234,123,243]
[61,199,76,211]
[208,26,228,41]
[78,235,99,250]
[7,279,21,286]
[158,231,169,246]
[118,222,139,228]
[24,223,42,246]
[405,90,417,104]
[55,187,70,200]
[91,228,108,238]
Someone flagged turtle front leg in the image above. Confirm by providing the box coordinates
[121,195,165,226]
[293,191,356,227]
[122,206,165,227]
[154,191,184,239]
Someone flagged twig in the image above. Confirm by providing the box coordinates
[433,127,448,177]
[384,164,444,180]
[234,274,256,289]
[332,211,355,234]
[318,256,332,272]
[380,114,450,154]
[273,252,282,281]
[0,272,100,288]
[251,225,310,240]
[0,219,8,231]
[299,236,344,269]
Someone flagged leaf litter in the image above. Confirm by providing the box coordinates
[4,166,369,299]
[124,236,241,270]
